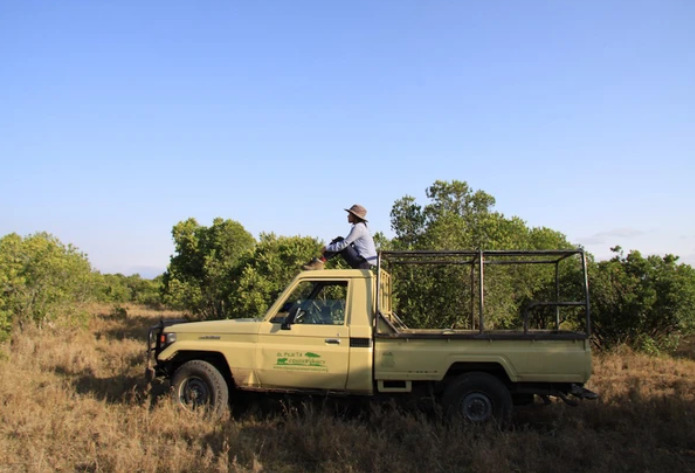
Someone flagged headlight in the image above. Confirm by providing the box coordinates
[159,332,177,348]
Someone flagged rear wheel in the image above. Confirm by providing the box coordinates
[172,360,229,415]
[442,372,512,426]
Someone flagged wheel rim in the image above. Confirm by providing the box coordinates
[461,392,493,422]
[179,376,211,408]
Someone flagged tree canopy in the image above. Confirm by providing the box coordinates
[0,232,94,339]
[161,217,256,319]
[227,233,322,318]
[387,180,578,330]
[590,247,695,352]
[390,180,571,251]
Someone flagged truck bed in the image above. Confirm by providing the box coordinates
[373,329,592,384]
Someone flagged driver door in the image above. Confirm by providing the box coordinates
[256,280,350,390]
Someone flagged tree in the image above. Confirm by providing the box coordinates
[387,180,575,329]
[0,232,94,338]
[95,273,163,307]
[228,233,321,318]
[590,247,695,352]
[390,180,571,251]
[162,218,255,319]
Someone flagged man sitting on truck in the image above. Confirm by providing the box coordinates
[302,204,377,270]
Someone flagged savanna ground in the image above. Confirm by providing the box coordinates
[1,305,694,473]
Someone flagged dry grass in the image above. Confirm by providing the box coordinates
[1,304,694,473]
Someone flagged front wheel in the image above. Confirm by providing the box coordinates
[171,360,229,415]
[442,372,513,426]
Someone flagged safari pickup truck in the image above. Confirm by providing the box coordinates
[146,249,597,423]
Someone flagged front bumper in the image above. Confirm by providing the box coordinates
[145,318,187,380]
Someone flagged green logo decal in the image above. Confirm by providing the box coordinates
[275,351,327,371]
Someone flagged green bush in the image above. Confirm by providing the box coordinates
[590,248,695,352]
[95,273,163,307]
[387,180,575,329]
[0,232,94,339]
[228,233,321,318]
[161,218,255,319]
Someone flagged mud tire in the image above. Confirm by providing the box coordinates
[171,360,229,416]
[442,372,512,426]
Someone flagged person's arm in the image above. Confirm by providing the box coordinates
[325,224,364,252]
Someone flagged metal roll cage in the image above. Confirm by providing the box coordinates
[374,248,591,338]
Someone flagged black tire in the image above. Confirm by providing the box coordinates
[171,360,229,415]
[442,372,513,426]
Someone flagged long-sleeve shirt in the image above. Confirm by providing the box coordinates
[325,222,378,264]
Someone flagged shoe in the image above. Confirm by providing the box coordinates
[302,258,325,270]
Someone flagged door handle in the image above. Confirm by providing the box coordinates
[325,338,341,345]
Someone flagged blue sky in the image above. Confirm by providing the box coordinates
[2,1,694,277]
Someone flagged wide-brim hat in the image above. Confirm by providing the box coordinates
[345,204,368,221]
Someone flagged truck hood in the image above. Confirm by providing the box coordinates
[166,318,263,335]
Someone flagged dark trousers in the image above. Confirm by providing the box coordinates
[324,237,370,269]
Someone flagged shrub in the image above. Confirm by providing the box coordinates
[0,232,95,338]
[590,248,695,352]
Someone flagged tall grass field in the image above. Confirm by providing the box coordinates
[1,305,694,473]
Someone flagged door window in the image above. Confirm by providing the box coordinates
[280,281,348,326]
